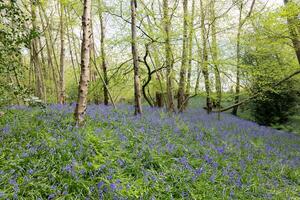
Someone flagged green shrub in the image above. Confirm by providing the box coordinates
[251,80,299,126]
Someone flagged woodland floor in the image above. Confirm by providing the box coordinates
[0,104,299,199]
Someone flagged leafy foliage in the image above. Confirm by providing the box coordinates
[0,1,33,106]
[240,6,300,126]
[251,80,299,125]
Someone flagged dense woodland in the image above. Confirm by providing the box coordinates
[0,0,300,199]
[1,0,300,126]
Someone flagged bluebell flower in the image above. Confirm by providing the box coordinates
[28,169,34,175]
[48,194,55,200]
[110,183,117,191]
[97,181,105,190]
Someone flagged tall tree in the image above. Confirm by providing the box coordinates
[59,1,65,104]
[210,0,222,114]
[232,0,256,115]
[178,0,188,112]
[74,0,92,126]
[131,0,143,115]
[163,0,175,112]
[31,2,44,101]
[186,0,195,100]
[200,0,212,113]
[99,0,109,105]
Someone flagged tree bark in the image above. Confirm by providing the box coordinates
[99,1,109,105]
[178,0,188,112]
[210,0,222,118]
[232,0,256,115]
[186,0,195,98]
[37,37,47,102]
[59,2,65,104]
[74,0,92,126]
[163,0,175,112]
[200,0,212,114]
[131,0,143,115]
[232,3,243,116]
[31,2,44,101]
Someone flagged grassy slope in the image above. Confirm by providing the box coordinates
[0,104,299,199]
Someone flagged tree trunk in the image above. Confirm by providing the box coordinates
[195,37,202,94]
[99,1,109,105]
[131,0,143,115]
[232,3,243,116]
[37,37,47,102]
[178,0,188,112]
[210,0,222,117]
[200,0,212,114]
[59,2,65,104]
[31,2,44,101]
[186,0,195,96]
[74,0,92,126]
[163,0,175,112]
[156,92,164,108]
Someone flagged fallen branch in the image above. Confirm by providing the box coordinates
[218,69,300,112]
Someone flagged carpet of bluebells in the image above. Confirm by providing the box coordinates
[0,104,299,199]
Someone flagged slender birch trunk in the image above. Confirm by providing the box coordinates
[74,0,92,126]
